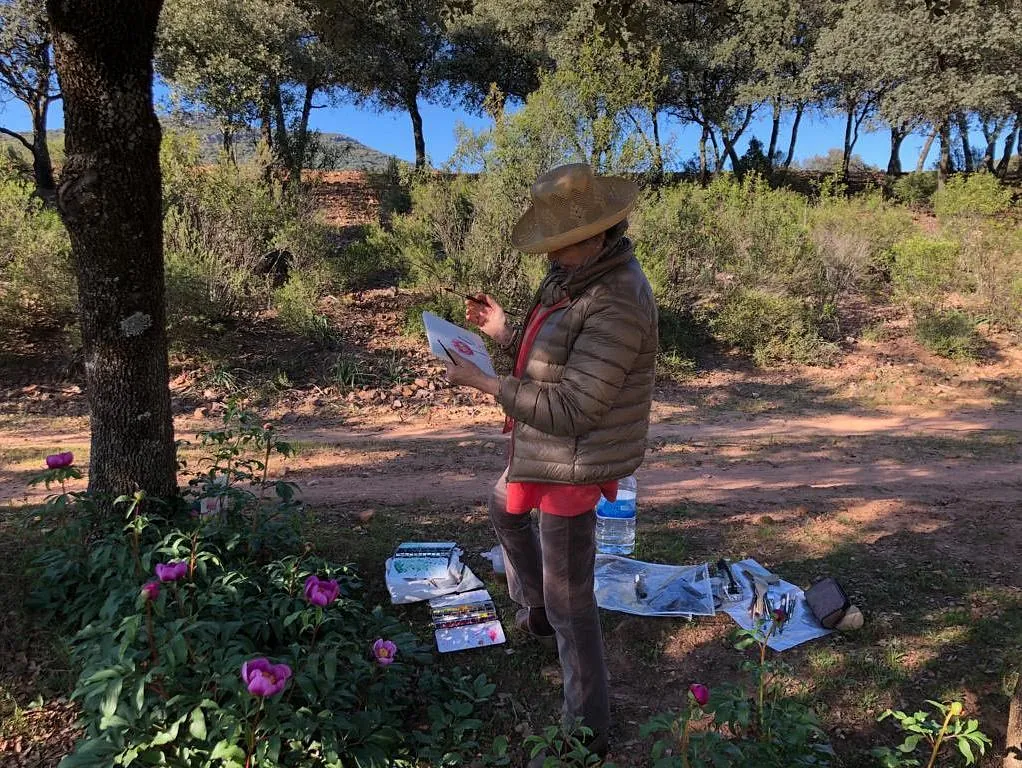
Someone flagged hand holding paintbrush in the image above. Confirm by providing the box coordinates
[464,292,515,347]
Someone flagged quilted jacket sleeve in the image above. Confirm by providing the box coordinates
[497,291,647,437]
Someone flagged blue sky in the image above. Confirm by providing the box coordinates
[2,88,940,171]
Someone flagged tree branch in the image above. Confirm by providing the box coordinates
[0,126,34,152]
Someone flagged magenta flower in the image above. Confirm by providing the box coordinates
[155,561,188,582]
[141,580,161,601]
[45,452,74,469]
[303,575,340,607]
[372,638,398,666]
[689,683,710,707]
[241,658,292,697]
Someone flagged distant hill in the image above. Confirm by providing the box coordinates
[1,116,399,173]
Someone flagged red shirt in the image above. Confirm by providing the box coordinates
[504,300,618,516]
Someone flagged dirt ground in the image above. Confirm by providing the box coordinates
[2,293,1021,766]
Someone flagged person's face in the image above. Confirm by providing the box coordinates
[548,232,606,268]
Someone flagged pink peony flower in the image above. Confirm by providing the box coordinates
[141,580,161,601]
[372,638,398,666]
[45,452,74,469]
[241,658,292,697]
[303,575,340,607]
[689,683,710,707]
[155,561,189,582]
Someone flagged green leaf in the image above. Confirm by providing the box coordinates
[188,707,207,740]
[211,740,246,761]
[134,678,145,714]
[150,719,180,746]
[957,738,974,764]
[101,679,122,720]
[899,734,923,753]
[324,653,337,682]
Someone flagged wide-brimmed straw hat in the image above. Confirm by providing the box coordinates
[511,163,639,254]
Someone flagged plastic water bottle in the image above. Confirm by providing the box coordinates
[595,475,637,555]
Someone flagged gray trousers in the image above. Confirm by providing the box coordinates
[489,471,610,751]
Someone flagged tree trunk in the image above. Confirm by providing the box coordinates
[259,93,274,185]
[707,128,721,173]
[220,123,236,165]
[980,118,999,173]
[1007,673,1022,768]
[721,130,741,174]
[916,127,938,172]
[1017,112,1022,168]
[938,119,953,185]
[291,78,318,182]
[887,125,906,175]
[30,100,56,196]
[766,99,781,172]
[956,112,974,172]
[651,109,664,184]
[406,92,426,170]
[783,104,804,169]
[698,124,709,185]
[269,78,293,176]
[47,0,177,503]
[721,106,753,174]
[842,107,854,179]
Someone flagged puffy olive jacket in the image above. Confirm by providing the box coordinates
[498,245,658,485]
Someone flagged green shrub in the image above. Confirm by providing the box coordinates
[890,236,960,302]
[914,309,983,360]
[933,173,1014,218]
[161,133,333,321]
[713,288,837,366]
[29,409,495,768]
[272,269,332,339]
[809,191,915,289]
[0,160,76,332]
[335,223,406,290]
[891,172,938,207]
[957,221,1022,330]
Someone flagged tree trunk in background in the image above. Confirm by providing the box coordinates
[916,127,938,172]
[406,93,426,169]
[721,106,753,174]
[270,79,294,177]
[956,112,974,172]
[1017,113,1022,167]
[698,125,708,185]
[887,125,905,175]
[708,129,722,173]
[259,94,274,184]
[841,107,854,179]
[980,118,999,173]
[651,110,664,184]
[220,123,236,165]
[30,100,56,196]
[1007,674,1022,768]
[783,104,803,169]
[766,100,781,172]
[938,120,953,185]
[292,78,318,182]
[47,0,177,503]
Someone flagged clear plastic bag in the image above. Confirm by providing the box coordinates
[594,555,714,617]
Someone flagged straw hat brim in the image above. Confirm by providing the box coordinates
[511,176,639,254]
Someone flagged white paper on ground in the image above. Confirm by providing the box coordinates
[384,558,484,604]
[422,311,496,376]
[720,558,833,652]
